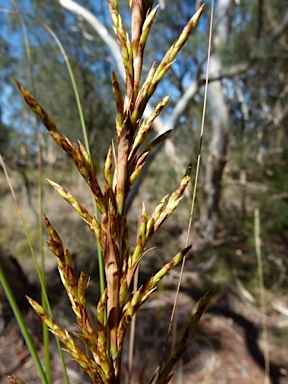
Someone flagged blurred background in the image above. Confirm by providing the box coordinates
[0,0,287,383]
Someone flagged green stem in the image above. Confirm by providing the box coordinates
[37,130,51,383]
[0,264,49,384]
[0,154,69,384]
[11,3,52,378]
[44,25,106,297]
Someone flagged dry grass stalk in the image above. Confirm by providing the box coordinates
[14,1,209,383]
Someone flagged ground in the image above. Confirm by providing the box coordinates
[1,259,288,384]
[0,165,288,383]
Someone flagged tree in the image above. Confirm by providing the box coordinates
[199,0,231,240]
[1,0,115,164]
[0,34,16,157]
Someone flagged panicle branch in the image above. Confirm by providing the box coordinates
[15,1,207,382]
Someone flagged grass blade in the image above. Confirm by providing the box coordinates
[0,264,49,384]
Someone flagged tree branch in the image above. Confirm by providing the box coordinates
[270,9,288,41]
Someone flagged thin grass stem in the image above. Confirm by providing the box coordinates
[0,262,49,384]
[38,146,51,382]
[128,264,139,383]
[186,0,214,242]
[10,3,51,378]
[0,154,69,384]
[156,1,215,378]
[44,24,106,298]
[254,208,270,384]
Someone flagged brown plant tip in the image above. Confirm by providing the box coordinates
[44,214,66,263]
[186,163,192,176]
[8,377,25,384]
[15,80,61,144]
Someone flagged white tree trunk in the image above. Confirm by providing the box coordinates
[200,0,231,240]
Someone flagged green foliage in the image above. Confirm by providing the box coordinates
[260,196,288,238]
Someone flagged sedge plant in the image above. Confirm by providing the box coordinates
[12,1,211,383]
